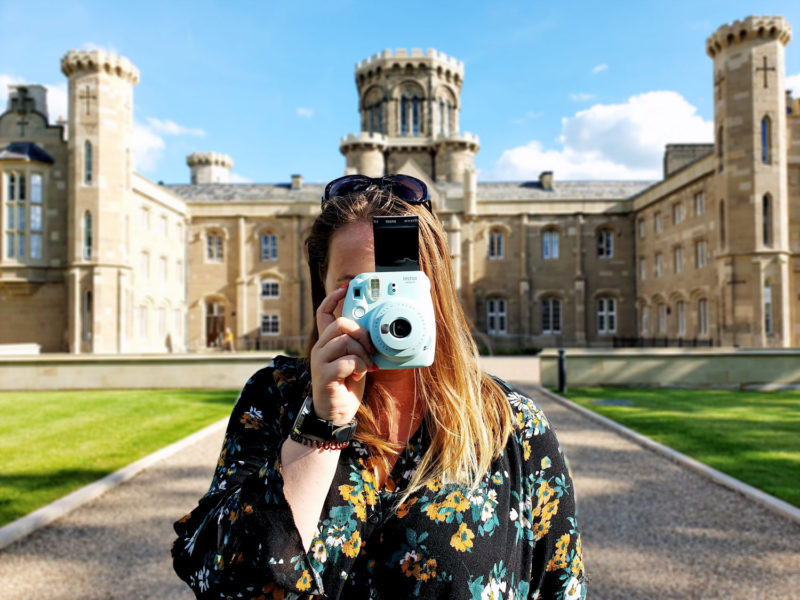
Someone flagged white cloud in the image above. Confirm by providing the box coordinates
[132,121,166,172]
[296,107,314,118]
[569,92,595,102]
[146,117,205,137]
[486,90,713,181]
[228,172,253,183]
[592,63,608,74]
[787,72,800,97]
[510,110,543,125]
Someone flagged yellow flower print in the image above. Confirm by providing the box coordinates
[342,530,362,558]
[419,558,437,581]
[444,490,470,512]
[296,569,312,591]
[540,499,560,521]
[536,481,555,504]
[426,478,442,492]
[522,439,531,461]
[400,550,421,578]
[361,467,377,486]
[515,411,525,429]
[554,533,570,554]
[533,517,553,540]
[396,497,418,518]
[450,522,475,552]
[424,502,448,523]
[257,582,286,600]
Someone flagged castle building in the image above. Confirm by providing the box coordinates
[0,15,797,353]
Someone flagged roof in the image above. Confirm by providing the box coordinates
[165,180,655,204]
[0,142,55,164]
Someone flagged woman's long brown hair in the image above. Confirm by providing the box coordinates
[305,187,513,500]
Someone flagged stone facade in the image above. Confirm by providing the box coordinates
[1,16,798,353]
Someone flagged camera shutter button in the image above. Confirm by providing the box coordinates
[353,306,366,318]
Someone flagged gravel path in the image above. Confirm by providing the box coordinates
[1,360,799,599]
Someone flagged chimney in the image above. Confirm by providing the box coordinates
[539,171,553,190]
[291,174,303,190]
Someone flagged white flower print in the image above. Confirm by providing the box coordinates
[312,540,327,563]
[196,566,210,592]
[564,576,583,600]
[481,576,507,600]
[481,501,494,522]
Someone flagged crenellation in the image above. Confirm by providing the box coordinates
[60,49,140,85]
[706,15,791,56]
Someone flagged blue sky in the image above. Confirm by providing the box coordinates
[2,1,799,185]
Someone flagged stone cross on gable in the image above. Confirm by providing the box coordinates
[79,85,97,116]
[755,56,776,89]
[11,87,35,115]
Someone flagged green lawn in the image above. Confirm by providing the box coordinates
[557,387,800,507]
[0,389,238,527]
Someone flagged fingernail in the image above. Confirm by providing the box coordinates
[340,284,348,290]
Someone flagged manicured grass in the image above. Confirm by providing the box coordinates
[558,387,800,507]
[0,389,238,527]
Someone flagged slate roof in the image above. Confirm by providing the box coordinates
[0,142,55,164]
[165,180,655,203]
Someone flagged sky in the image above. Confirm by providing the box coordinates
[2,1,800,185]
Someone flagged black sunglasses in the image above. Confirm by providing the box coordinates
[322,174,432,213]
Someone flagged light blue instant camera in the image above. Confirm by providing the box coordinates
[342,271,436,370]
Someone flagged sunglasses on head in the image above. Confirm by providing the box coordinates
[322,174,432,213]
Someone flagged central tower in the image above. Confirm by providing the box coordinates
[340,48,479,184]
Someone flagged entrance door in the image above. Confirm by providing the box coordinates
[206,302,225,347]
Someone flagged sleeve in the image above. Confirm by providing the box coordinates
[171,360,373,599]
[500,382,586,600]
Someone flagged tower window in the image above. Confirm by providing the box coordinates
[719,200,726,247]
[761,117,771,164]
[84,141,93,185]
[83,211,92,260]
[488,230,504,260]
[401,96,408,136]
[764,281,773,335]
[762,194,772,246]
[411,96,421,136]
[82,290,93,341]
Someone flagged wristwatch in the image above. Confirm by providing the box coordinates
[291,394,357,443]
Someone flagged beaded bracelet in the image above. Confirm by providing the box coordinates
[289,431,350,451]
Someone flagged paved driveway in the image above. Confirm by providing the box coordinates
[1,358,799,599]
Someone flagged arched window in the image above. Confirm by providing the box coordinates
[717,126,724,159]
[411,96,421,136]
[83,211,92,260]
[261,233,278,261]
[764,281,773,335]
[596,297,617,334]
[82,290,93,341]
[677,301,686,336]
[400,96,409,136]
[541,297,562,334]
[542,229,559,259]
[439,99,445,134]
[762,194,772,246]
[761,116,771,164]
[487,298,507,334]
[657,303,667,334]
[698,299,709,336]
[641,305,649,334]
[207,231,224,261]
[488,230,505,260]
[84,141,93,185]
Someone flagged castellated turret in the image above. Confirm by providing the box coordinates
[186,152,234,184]
[706,16,793,345]
[60,49,139,353]
[340,48,480,183]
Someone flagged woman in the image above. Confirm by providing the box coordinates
[172,175,585,599]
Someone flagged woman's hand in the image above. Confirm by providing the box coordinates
[310,286,376,425]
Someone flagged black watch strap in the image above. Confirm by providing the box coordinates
[291,395,357,443]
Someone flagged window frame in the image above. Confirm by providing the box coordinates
[486,298,508,335]
[260,314,280,336]
[260,233,278,262]
[597,229,614,259]
[542,229,559,259]
[488,230,505,260]
[541,297,562,334]
[260,278,280,299]
[596,297,617,334]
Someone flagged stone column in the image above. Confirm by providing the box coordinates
[573,215,586,345]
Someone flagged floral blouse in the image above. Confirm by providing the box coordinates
[172,356,585,600]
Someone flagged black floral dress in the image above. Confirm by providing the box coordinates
[172,356,586,600]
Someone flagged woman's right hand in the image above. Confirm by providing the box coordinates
[310,286,376,425]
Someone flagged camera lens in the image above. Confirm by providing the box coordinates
[389,318,412,338]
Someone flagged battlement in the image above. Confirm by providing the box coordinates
[339,132,388,148]
[706,15,792,57]
[186,152,234,169]
[60,49,140,84]
[356,48,464,76]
